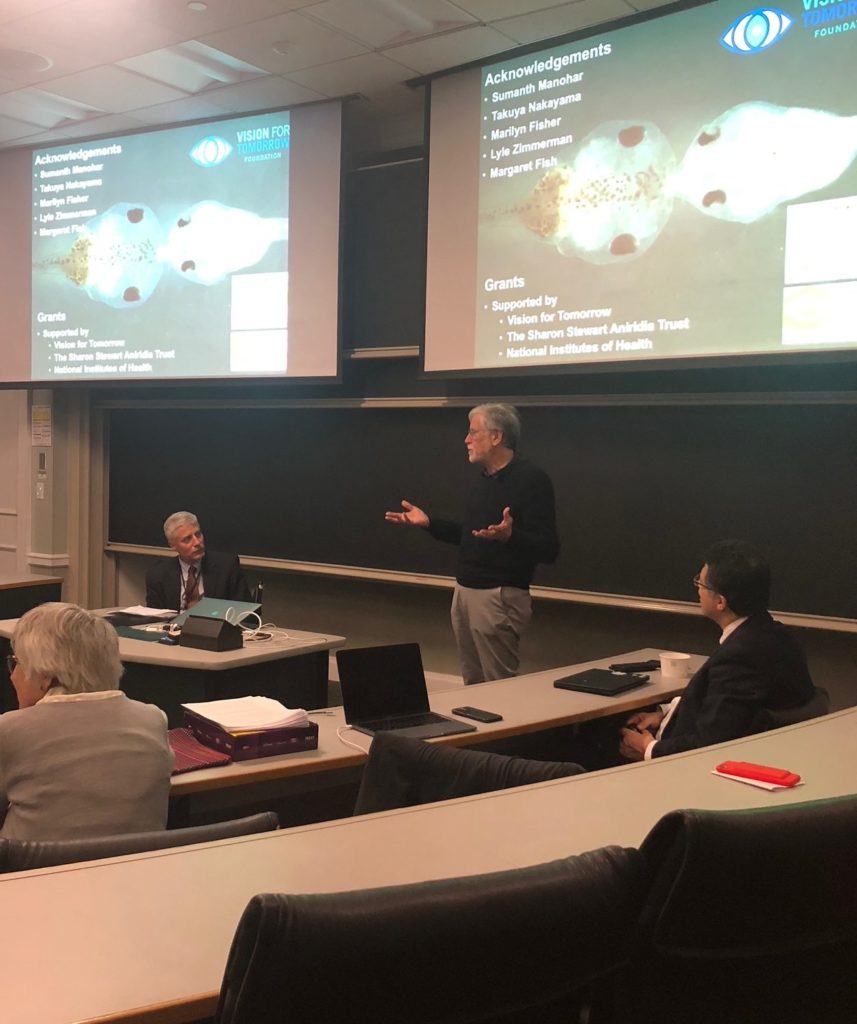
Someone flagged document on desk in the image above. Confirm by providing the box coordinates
[182,696,309,731]
[120,605,177,618]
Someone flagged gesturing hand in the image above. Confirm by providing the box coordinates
[384,500,430,529]
[472,506,513,543]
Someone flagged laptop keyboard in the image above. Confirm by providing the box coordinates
[358,712,445,732]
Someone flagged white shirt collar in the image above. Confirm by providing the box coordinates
[41,690,124,704]
[719,615,749,644]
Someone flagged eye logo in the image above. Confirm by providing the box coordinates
[189,136,233,168]
[721,8,792,53]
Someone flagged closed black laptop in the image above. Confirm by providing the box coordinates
[553,668,650,697]
[337,643,476,739]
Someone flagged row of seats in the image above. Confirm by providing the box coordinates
[216,792,857,1024]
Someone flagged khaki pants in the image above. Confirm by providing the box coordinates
[451,584,532,686]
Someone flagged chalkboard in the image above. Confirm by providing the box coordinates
[108,402,857,618]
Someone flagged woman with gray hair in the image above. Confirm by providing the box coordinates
[0,602,173,840]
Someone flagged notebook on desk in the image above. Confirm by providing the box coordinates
[337,643,476,739]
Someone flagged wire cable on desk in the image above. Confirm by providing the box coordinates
[336,726,371,753]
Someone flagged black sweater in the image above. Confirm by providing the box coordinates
[427,457,559,589]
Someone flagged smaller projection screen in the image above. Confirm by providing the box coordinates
[0,100,341,383]
[424,0,857,374]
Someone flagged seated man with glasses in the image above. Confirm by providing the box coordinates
[619,540,815,761]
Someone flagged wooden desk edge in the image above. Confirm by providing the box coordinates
[77,991,218,1024]
[0,576,63,591]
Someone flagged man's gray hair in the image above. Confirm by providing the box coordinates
[13,602,124,695]
[469,403,521,450]
[163,510,199,543]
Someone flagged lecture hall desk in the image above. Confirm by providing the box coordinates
[0,705,854,1024]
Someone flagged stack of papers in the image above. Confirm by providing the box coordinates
[120,605,177,618]
[182,696,309,731]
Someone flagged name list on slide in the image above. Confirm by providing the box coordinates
[33,144,175,377]
[478,42,692,367]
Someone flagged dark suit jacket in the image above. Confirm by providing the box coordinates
[144,551,252,611]
[653,611,814,758]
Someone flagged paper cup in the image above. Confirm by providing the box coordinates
[659,651,692,679]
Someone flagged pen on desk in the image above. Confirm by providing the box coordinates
[308,710,334,715]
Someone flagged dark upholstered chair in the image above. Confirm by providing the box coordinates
[753,685,830,731]
[353,731,586,815]
[608,795,857,1024]
[215,845,644,1024]
[0,811,279,872]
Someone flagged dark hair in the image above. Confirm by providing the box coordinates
[704,540,770,616]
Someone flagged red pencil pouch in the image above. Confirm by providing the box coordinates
[716,760,801,787]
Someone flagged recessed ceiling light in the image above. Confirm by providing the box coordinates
[187,1,208,11]
[0,49,53,73]
[271,41,291,56]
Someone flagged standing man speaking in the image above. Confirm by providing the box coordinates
[386,404,559,684]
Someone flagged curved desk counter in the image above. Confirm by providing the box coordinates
[1,703,853,1023]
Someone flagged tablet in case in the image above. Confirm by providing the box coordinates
[553,668,650,696]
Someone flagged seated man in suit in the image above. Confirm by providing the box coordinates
[145,510,252,611]
[619,540,815,761]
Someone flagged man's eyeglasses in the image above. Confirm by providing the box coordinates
[5,653,17,675]
[692,574,717,594]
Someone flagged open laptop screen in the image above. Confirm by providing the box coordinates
[337,643,431,723]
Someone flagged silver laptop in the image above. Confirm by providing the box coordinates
[337,643,476,739]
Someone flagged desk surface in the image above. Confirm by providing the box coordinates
[1,704,854,1024]
[170,648,696,795]
[0,617,344,671]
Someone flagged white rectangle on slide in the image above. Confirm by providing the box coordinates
[784,197,857,286]
[230,329,288,372]
[782,280,857,346]
[231,271,288,330]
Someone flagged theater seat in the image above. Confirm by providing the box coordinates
[215,845,644,1024]
[0,811,279,872]
[610,795,857,1024]
[753,685,830,731]
[353,730,586,815]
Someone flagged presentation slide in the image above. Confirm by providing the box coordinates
[425,0,857,373]
[0,101,341,384]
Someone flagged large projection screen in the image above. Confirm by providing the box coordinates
[424,0,857,374]
[0,100,341,383]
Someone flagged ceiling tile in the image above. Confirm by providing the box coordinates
[43,66,190,113]
[450,0,573,19]
[194,75,326,115]
[383,24,518,75]
[307,0,476,47]
[119,41,267,95]
[0,86,101,128]
[27,111,149,145]
[199,10,369,74]
[0,112,44,143]
[139,0,313,40]
[495,0,636,46]
[3,0,185,65]
[123,94,237,127]
[0,1,68,21]
[626,0,678,9]
[286,52,418,98]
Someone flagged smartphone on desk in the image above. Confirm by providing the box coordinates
[451,706,503,724]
